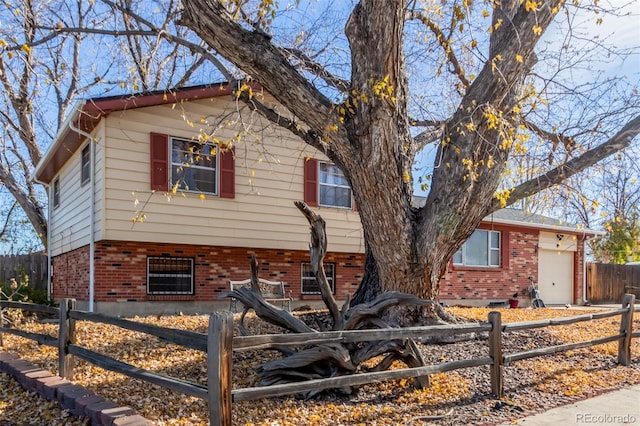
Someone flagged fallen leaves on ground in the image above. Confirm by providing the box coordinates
[0,306,639,425]
[0,372,88,425]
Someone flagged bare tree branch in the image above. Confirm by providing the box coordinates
[408,11,470,91]
[494,114,640,212]
[523,119,576,150]
[410,119,444,127]
[0,202,18,241]
[233,87,326,153]
[413,127,444,151]
[280,47,350,93]
[38,26,156,36]
[180,0,341,146]
[45,0,236,82]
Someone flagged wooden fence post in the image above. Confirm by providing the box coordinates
[58,298,76,379]
[618,293,635,366]
[488,311,504,398]
[208,312,233,426]
[0,303,4,347]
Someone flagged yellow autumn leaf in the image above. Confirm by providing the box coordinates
[525,0,538,12]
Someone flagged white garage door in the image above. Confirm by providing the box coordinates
[538,249,573,305]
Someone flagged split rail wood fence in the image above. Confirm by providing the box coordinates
[0,295,638,426]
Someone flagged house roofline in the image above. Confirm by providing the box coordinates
[34,82,238,184]
[412,195,603,237]
[481,216,604,237]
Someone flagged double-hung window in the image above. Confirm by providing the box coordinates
[170,138,218,194]
[52,178,60,208]
[301,262,336,294]
[319,162,352,208]
[453,230,501,267]
[81,145,90,184]
[147,257,194,294]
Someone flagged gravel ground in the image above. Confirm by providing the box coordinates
[1,306,639,425]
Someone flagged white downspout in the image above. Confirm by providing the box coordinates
[46,184,52,301]
[583,233,589,305]
[69,121,96,312]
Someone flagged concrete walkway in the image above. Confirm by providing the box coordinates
[499,385,640,425]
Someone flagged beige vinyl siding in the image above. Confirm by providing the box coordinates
[49,145,91,256]
[48,122,105,256]
[101,98,364,253]
[93,122,106,242]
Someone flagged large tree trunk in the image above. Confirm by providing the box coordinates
[342,0,429,305]
[343,0,536,309]
[341,0,499,308]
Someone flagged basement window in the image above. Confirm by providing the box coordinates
[147,257,194,294]
[301,262,335,294]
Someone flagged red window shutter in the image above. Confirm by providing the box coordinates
[501,231,509,269]
[304,158,318,207]
[150,133,169,191]
[219,146,235,198]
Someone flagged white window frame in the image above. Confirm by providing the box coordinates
[52,178,60,209]
[301,262,336,295]
[453,230,501,267]
[147,257,194,295]
[170,137,218,195]
[318,161,352,209]
[81,144,90,185]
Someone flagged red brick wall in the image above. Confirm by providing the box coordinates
[52,241,364,303]
[51,231,587,305]
[439,225,540,301]
[51,245,90,300]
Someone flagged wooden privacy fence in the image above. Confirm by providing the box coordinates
[0,295,638,426]
[587,262,640,304]
[0,253,48,293]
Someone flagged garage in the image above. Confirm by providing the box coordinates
[537,232,575,305]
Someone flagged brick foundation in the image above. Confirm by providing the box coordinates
[51,231,587,308]
[52,241,364,303]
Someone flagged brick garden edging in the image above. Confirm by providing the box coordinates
[0,351,149,425]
